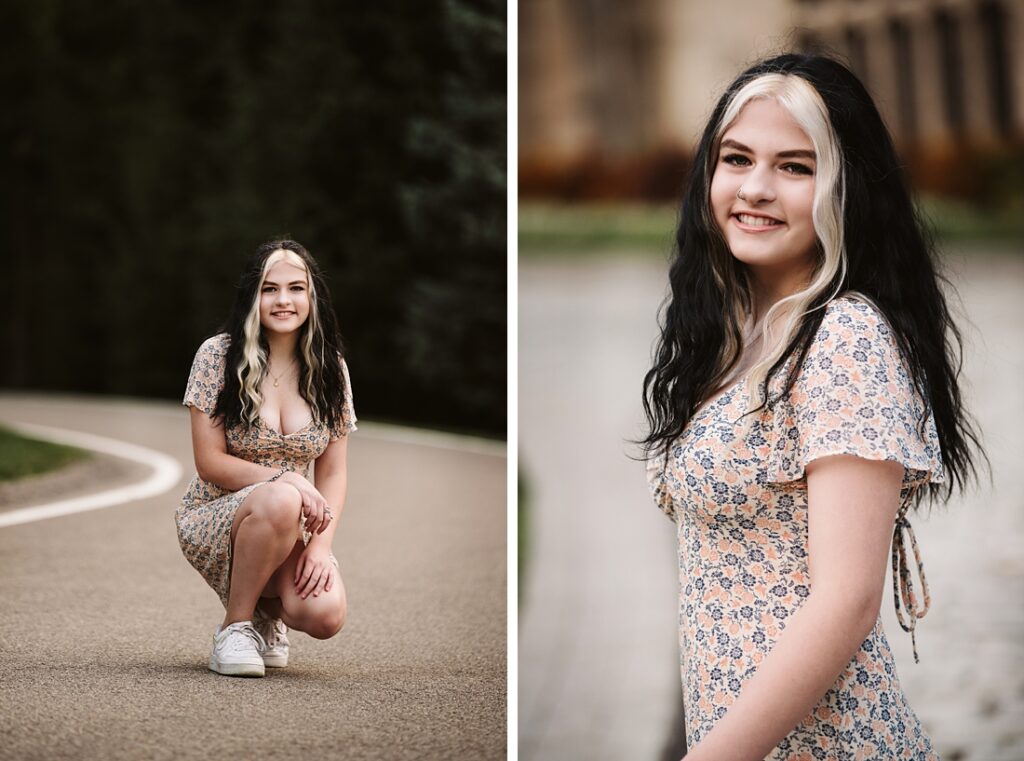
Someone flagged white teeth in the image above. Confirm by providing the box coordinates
[737,214,781,226]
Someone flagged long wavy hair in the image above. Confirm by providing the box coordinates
[212,239,349,433]
[641,53,984,505]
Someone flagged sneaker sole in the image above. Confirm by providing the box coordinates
[209,657,265,677]
[262,652,288,668]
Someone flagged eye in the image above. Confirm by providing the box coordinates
[262,286,276,293]
[291,285,305,292]
[782,163,814,176]
[722,153,751,166]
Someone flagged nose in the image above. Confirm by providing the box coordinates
[739,164,776,203]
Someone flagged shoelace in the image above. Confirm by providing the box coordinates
[890,483,930,663]
[252,610,287,650]
[223,622,267,655]
[264,620,287,649]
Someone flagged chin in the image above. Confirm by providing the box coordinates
[262,321,303,334]
[729,245,785,267]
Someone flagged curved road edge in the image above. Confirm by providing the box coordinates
[0,404,505,530]
[0,421,183,529]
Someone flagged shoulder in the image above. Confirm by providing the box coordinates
[804,294,900,367]
[186,333,230,381]
[184,334,230,409]
[197,332,231,357]
[768,294,943,486]
[817,294,891,343]
[793,293,915,404]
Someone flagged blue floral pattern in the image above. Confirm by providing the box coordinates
[647,296,943,759]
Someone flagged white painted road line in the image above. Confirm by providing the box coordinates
[0,422,183,528]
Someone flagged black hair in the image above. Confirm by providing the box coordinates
[642,53,985,505]
[212,238,350,434]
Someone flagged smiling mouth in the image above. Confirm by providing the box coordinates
[271,311,295,317]
[735,213,783,227]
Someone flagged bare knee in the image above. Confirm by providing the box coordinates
[248,482,302,532]
[303,606,346,640]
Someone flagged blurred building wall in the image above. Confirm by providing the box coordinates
[795,0,1023,150]
[520,0,1023,200]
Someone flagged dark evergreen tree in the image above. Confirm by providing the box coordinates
[0,0,506,436]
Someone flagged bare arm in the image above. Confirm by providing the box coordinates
[189,406,285,490]
[306,434,349,550]
[682,454,904,761]
[292,434,349,599]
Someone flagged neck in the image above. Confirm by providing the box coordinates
[747,262,814,322]
[264,331,299,364]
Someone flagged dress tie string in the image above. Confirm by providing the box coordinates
[890,483,930,663]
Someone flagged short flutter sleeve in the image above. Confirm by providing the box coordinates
[765,297,944,491]
[328,357,358,441]
[646,446,680,523]
[182,334,230,415]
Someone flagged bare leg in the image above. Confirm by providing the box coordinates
[222,482,302,628]
[261,540,348,639]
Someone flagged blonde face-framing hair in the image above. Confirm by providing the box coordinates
[644,53,985,505]
[707,73,847,409]
[237,248,327,426]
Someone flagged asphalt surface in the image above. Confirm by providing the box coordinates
[519,249,1024,761]
[519,256,680,761]
[0,394,506,761]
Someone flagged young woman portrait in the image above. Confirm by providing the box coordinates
[176,239,356,678]
[643,54,983,759]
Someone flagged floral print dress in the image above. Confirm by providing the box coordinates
[647,296,943,760]
[175,333,357,608]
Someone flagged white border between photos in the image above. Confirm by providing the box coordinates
[507,0,519,756]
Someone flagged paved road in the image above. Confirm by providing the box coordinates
[0,394,506,761]
[519,250,1024,761]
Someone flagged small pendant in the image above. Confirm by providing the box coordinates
[273,379,279,387]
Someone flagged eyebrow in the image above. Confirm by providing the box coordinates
[720,138,816,160]
[263,279,307,286]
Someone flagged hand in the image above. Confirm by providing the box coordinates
[294,545,337,599]
[279,471,332,535]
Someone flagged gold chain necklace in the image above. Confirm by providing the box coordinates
[267,358,297,388]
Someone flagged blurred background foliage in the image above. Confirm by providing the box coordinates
[0,0,506,437]
[520,195,1024,257]
[518,1,1023,262]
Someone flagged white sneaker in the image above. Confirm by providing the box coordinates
[257,616,290,668]
[209,621,266,677]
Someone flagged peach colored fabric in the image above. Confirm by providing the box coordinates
[648,296,942,759]
[175,333,356,607]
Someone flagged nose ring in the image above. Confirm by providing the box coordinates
[736,188,747,201]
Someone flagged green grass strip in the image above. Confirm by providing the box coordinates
[519,203,677,257]
[520,198,1024,257]
[0,425,91,482]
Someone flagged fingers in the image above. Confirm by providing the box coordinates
[296,491,333,536]
[317,500,332,534]
[307,500,325,535]
[299,566,317,597]
[293,556,337,599]
[308,496,332,534]
[299,564,324,598]
[294,486,331,534]
[311,566,330,598]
